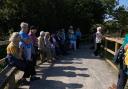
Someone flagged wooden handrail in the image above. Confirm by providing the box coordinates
[103,37,123,55]
[102,36,124,71]
[0,40,9,65]
[0,40,9,46]
[0,40,16,89]
[104,47,115,55]
[0,58,6,64]
[105,37,123,44]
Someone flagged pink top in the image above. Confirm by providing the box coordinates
[28,32,38,46]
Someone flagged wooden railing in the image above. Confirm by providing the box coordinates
[104,37,123,55]
[103,37,123,71]
[0,40,17,89]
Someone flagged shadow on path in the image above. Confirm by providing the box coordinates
[30,80,83,89]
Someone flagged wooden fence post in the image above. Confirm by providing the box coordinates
[104,37,107,58]
[8,73,16,89]
[115,42,118,54]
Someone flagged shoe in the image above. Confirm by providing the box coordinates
[18,79,30,85]
[52,58,56,61]
[48,60,52,63]
[96,55,100,58]
[30,76,40,81]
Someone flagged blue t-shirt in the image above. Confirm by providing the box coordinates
[19,31,32,60]
[75,31,81,38]
[19,31,31,48]
[69,34,77,41]
[19,41,32,60]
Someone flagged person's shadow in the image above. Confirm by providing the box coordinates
[30,80,83,89]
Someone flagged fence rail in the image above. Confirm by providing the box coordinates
[0,40,16,89]
[104,37,123,55]
[0,40,9,46]
[103,37,123,71]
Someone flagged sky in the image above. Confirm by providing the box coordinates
[119,0,128,7]
[104,0,128,22]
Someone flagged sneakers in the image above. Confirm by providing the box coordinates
[30,76,40,81]
[18,79,30,85]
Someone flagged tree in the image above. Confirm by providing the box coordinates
[0,0,107,34]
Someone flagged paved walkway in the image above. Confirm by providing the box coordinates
[18,45,118,89]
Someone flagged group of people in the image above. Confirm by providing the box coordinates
[6,22,82,85]
[6,22,128,88]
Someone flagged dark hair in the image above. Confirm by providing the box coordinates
[30,26,36,30]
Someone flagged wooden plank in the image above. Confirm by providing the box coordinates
[0,40,9,46]
[105,58,119,72]
[0,66,17,89]
[105,37,123,44]
[115,42,118,53]
[104,47,115,55]
[0,58,5,65]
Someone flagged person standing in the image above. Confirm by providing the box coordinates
[38,31,46,62]
[44,32,53,62]
[28,26,38,65]
[69,29,77,51]
[94,26,103,56]
[19,22,40,81]
[75,28,82,49]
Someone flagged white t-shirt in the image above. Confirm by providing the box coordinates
[96,31,102,43]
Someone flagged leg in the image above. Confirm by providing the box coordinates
[94,43,98,56]
[117,70,127,89]
[46,48,52,62]
[97,43,101,56]
[23,61,36,78]
[76,38,80,49]
[40,50,45,62]
[73,41,77,51]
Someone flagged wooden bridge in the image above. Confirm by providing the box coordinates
[0,37,125,89]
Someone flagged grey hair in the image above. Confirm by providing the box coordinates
[20,22,28,28]
[97,26,102,31]
[40,31,45,36]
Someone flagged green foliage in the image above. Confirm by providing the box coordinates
[0,0,108,33]
[104,6,128,37]
[100,0,116,14]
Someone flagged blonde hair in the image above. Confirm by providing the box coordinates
[45,32,50,36]
[44,32,50,39]
[9,32,20,42]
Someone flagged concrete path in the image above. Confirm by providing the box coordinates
[18,45,118,89]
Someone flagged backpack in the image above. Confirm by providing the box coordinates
[113,46,125,65]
